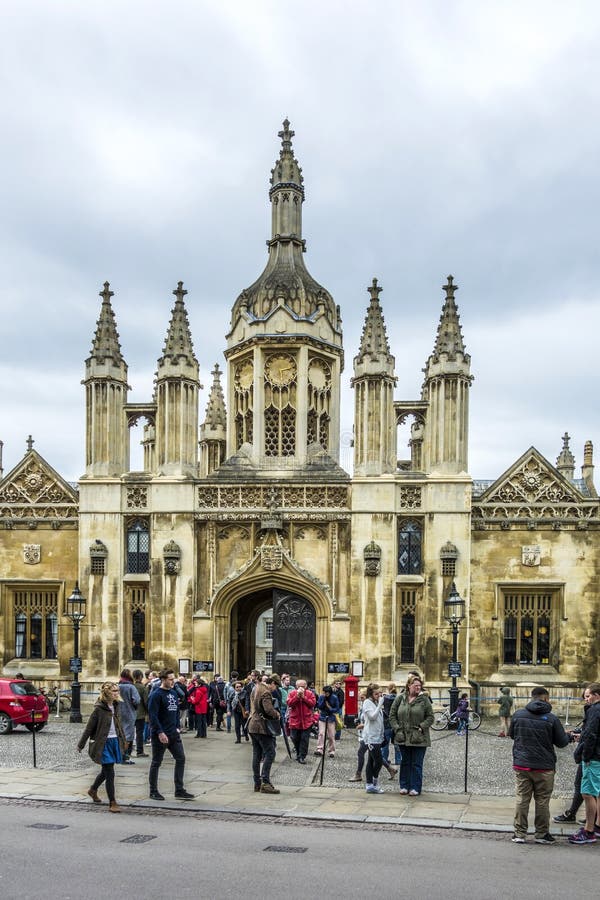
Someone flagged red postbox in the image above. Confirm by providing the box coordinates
[344,675,360,726]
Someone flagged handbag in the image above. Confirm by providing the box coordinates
[334,712,344,731]
[259,696,282,737]
[265,717,282,738]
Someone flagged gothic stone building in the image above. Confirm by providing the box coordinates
[1,122,598,699]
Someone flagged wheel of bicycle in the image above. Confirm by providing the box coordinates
[61,695,72,711]
[431,710,449,731]
[468,711,481,730]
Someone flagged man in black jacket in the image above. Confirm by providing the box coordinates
[209,675,227,731]
[509,685,569,844]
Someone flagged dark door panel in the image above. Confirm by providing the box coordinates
[272,590,315,683]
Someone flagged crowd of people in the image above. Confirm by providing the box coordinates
[75,667,600,845]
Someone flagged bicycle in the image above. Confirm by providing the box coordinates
[44,687,72,713]
[431,704,481,731]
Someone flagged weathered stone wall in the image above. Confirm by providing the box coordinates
[0,525,79,675]
[471,526,600,684]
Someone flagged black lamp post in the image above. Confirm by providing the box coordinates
[443,582,466,715]
[65,582,86,724]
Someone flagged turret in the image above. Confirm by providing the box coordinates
[421,276,472,474]
[352,278,397,475]
[199,364,227,476]
[226,121,343,469]
[556,432,575,482]
[154,282,201,475]
[83,282,129,477]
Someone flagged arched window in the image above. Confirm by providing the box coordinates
[398,520,422,575]
[126,519,150,574]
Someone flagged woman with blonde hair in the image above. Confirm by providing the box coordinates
[389,674,434,796]
[77,682,126,812]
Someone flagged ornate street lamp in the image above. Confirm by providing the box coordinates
[65,582,86,724]
[443,582,465,715]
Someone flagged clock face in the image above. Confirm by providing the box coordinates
[265,353,296,386]
[308,358,330,390]
[236,360,254,390]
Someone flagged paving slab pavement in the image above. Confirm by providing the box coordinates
[0,719,582,837]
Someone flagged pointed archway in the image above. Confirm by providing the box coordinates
[210,552,331,686]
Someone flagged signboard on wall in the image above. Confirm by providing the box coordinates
[327,662,350,674]
[193,660,214,673]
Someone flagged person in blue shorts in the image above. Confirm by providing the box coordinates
[569,682,600,845]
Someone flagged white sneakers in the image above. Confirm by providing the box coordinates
[366,784,384,793]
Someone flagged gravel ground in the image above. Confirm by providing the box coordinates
[0,717,577,799]
[307,720,576,797]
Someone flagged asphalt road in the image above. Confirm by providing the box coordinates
[1,800,596,900]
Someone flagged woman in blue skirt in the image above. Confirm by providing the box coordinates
[77,682,126,812]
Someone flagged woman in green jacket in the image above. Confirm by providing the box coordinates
[77,682,126,812]
[389,675,434,796]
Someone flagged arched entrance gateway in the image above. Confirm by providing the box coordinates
[209,558,331,686]
[232,589,316,682]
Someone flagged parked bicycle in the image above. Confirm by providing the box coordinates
[431,704,481,731]
[42,686,72,713]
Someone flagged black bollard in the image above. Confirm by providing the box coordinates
[464,720,469,793]
[31,710,37,769]
[319,736,326,786]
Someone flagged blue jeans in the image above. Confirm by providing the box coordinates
[398,745,427,794]
[382,726,402,765]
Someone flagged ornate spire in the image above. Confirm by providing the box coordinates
[355,278,394,371]
[158,281,198,369]
[431,275,467,359]
[556,432,575,480]
[229,121,340,335]
[269,117,304,200]
[203,364,227,428]
[89,281,125,364]
[352,278,396,475]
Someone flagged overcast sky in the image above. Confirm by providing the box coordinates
[1,1,599,484]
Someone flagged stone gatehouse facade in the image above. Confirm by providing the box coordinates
[1,122,598,698]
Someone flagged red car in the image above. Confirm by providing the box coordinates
[0,678,49,734]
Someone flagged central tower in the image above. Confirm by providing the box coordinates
[225,120,343,470]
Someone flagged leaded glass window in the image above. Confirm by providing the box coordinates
[127,519,150,574]
[13,590,58,660]
[398,520,422,575]
[503,590,553,665]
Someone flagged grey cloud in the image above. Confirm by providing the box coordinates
[1,1,599,483]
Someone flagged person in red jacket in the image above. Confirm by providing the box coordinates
[188,677,209,738]
[286,679,316,764]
